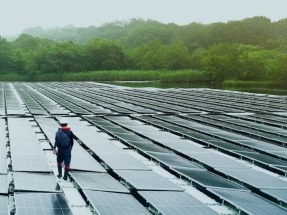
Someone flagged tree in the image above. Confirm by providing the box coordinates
[84,39,126,70]
[0,37,12,72]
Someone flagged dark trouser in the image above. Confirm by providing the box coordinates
[57,148,71,170]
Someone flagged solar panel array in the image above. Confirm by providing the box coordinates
[1,82,287,214]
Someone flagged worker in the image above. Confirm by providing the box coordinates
[53,118,76,180]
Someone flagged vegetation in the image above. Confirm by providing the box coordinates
[0,16,287,83]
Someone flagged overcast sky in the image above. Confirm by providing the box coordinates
[0,0,286,36]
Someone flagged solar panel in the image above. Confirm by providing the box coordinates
[97,153,151,170]
[70,172,129,193]
[208,188,287,215]
[261,189,287,203]
[0,196,8,215]
[111,133,147,143]
[147,152,203,169]
[269,151,287,160]
[237,139,283,152]
[13,172,60,192]
[138,191,219,215]
[216,168,287,189]
[12,155,52,172]
[71,144,106,172]
[173,168,246,190]
[14,192,73,215]
[0,175,7,194]
[206,140,252,152]
[127,141,170,153]
[186,152,249,169]
[114,170,184,191]
[238,151,287,166]
[83,190,150,215]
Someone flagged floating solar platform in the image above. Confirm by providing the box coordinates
[114,170,184,191]
[14,192,73,215]
[138,191,219,215]
[3,82,287,215]
[70,172,129,193]
[13,172,60,192]
[83,190,151,215]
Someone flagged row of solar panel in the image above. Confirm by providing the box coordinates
[15,82,287,116]
[3,82,287,215]
[193,114,287,145]
[93,115,287,213]
[0,117,75,215]
[96,87,287,113]
[56,116,222,215]
[144,114,287,166]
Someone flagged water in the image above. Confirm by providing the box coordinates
[107,81,287,95]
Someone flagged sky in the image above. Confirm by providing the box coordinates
[0,0,286,36]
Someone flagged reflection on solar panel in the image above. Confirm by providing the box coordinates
[114,170,184,191]
[3,82,287,215]
[173,168,246,190]
[70,172,129,193]
[0,175,7,194]
[139,191,219,215]
[208,188,287,215]
[13,172,60,192]
[83,190,150,215]
[0,196,8,215]
[14,193,73,215]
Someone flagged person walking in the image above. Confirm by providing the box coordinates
[53,118,75,180]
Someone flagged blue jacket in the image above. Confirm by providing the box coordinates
[54,127,74,150]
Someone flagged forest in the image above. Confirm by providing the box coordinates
[0,16,287,83]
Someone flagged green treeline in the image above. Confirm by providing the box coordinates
[1,16,287,82]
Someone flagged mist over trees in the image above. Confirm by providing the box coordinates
[1,16,287,82]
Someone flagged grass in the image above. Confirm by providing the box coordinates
[0,70,209,83]
[223,80,285,88]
